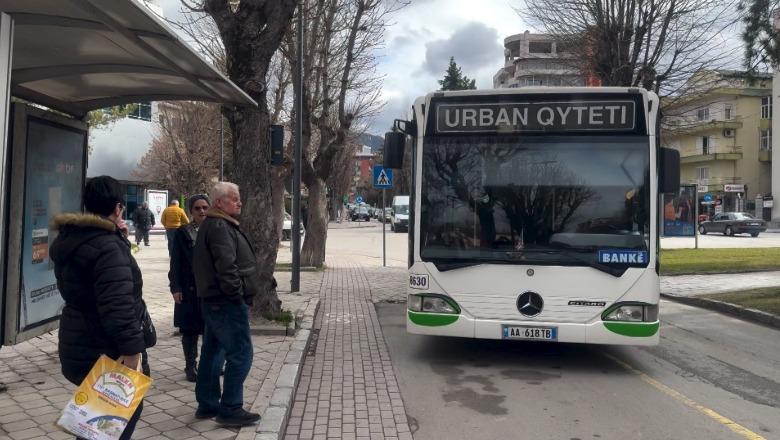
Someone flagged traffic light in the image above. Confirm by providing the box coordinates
[270,125,284,166]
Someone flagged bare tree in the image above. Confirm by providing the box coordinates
[287,0,405,267]
[517,0,741,95]
[170,0,298,317]
[134,102,225,196]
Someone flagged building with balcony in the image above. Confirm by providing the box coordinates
[662,69,773,219]
[350,145,375,199]
[493,31,586,89]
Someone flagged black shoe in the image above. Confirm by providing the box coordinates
[215,409,261,427]
[195,407,218,419]
[144,243,150,246]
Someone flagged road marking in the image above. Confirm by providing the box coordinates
[604,353,766,440]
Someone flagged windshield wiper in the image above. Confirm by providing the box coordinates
[553,249,626,277]
[429,258,513,272]
[507,247,626,277]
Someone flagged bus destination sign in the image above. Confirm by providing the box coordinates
[435,100,637,134]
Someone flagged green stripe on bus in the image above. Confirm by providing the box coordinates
[603,321,659,337]
[408,311,459,326]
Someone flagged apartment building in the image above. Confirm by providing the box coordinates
[493,31,586,89]
[662,70,773,220]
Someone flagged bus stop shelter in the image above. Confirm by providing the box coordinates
[0,0,256,346]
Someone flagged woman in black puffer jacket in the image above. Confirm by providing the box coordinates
[50,176,151,440]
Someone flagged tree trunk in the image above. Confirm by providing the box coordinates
[228,108,282,318]
[300,178,328,267]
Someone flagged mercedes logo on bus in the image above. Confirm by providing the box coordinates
[517,291,544,317]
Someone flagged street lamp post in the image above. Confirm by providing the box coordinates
[219,115,224,181]
[291,1,303,292]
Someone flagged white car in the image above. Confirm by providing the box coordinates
[282,213,305,240]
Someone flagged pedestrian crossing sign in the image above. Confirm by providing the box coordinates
[373,165,393,189]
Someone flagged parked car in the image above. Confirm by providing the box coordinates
[282,212,306,240]
[698,212,767,237]
[351,206,371,222]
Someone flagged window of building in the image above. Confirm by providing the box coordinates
[528,41,553,54]
[724,104,733,120]
[698,136,711,154]
[126,102,152,122]
[761,96,772,119]
[760,129,772,150]
[696,167,710,180]
[696,107,710,121]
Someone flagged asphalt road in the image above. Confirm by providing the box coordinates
[377,301,780,440]
[661,230,780,248]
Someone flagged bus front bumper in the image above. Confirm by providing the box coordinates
[406,311,659,346]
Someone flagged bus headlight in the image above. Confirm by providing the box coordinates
[602,303,658,322]
[407,294,460,314]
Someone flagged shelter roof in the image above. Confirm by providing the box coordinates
[0,0,255,117]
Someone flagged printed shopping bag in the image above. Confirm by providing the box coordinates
[57,355,152,440]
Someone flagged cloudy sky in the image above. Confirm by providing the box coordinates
[155,0,528,135]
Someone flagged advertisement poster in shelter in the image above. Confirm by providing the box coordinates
[20,118,85,330]
[663,185,696,237]
[146,190,168,230]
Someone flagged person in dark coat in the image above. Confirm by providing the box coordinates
[168,194,220,382]
[131,201,155,246]
[193,181,261,427]
[50,175,152,440]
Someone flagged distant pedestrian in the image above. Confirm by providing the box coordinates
[50,175,153,440]
[193,182,260,427]
[161,199,189,256]
[131,201,155,246]
[168,194,222,382]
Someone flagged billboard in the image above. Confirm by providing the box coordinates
[146,189,168,230]
[4,104,87,345]
[663,185,696,237]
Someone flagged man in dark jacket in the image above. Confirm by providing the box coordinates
[131,201,155,246]
[193,181,260,427]
[50,175,151,440]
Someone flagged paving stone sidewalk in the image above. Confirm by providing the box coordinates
[0,234,318,440]
[660,271,780,297]
[283,258,411,440]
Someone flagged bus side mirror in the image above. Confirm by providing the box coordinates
[659,147,680,194]
[384,131,405,169]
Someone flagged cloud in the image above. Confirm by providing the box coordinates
[422,22,503,79]
[370,95,413,135]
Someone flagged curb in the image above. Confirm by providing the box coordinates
[237,297,320,440]
[661,293,780,329]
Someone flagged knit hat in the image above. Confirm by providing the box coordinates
[187,194,210,213]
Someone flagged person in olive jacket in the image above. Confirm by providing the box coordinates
[50,176,152,440]
[168,194,222,382]
[193,181,261,427]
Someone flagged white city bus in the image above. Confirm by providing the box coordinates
[383,88,679,346]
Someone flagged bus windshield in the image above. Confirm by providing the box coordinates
[420,135,650,268]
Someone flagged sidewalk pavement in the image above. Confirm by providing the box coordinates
[660,271,780,297]
[0,234,321,440]
[283,257,409,440]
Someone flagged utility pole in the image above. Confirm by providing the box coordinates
[219,115,224,181]
[291,1,303,292]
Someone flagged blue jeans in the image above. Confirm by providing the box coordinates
[196,299,253,415]
[165,229,177,256]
